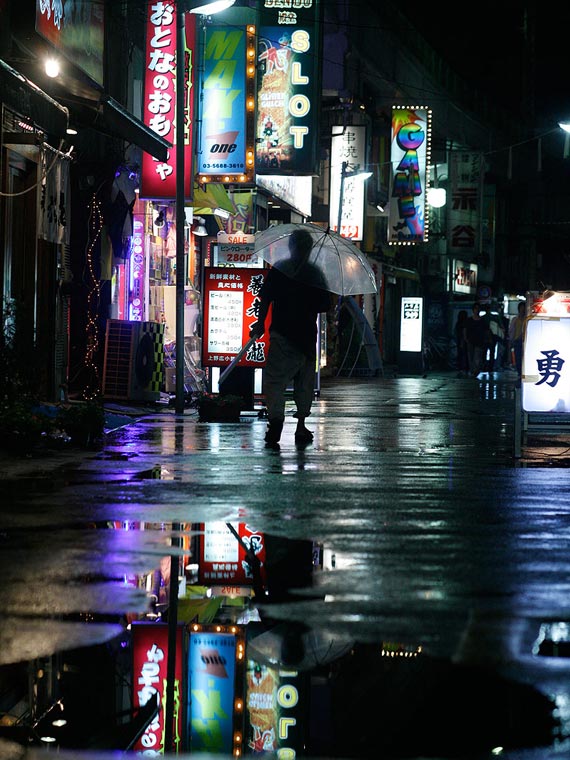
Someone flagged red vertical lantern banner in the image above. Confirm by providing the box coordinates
[140,2,195,200]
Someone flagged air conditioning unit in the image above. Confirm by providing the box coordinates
[102,319,164,402]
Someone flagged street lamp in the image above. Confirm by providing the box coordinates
[336,160,372,236]
[175,0,236,415]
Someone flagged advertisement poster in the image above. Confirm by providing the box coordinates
[244,643,304,756]
[132,623,184,755]
[198,521,267,587]
[201,267,271,369]
[388,106,431,245]
[255,0,321,175]
[140,3,195,200]
[188,631,237,754]
[198,26,247,177]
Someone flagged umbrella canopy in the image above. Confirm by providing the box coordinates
[254,222,378,296]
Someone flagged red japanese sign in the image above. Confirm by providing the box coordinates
[198,522,267,588]
[140,2,195,200]
[132,622,185,754]
[201,267,271,369]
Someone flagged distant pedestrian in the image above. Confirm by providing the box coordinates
[465,302,493,377]
[508,301,527,378]
[454,309,469,377]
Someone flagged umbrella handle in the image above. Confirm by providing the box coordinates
[219,337,257,386]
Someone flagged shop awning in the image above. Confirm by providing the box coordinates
[0,58,69,138]
[193,181,237,215]
[96,96,171,162]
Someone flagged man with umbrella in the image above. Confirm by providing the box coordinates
[249,228,334,446]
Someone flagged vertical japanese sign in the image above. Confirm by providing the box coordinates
[447,151,483,260]
[198,522,267,587]
[140,2,195,200]
[399,296,423,352]
[255,0,321,174]
[522,316,570,412]
[329,124,367,240]
[132,623,184,755]
[388,106,431,245]
[198,26,247,177]
[201,267,270,368]
[188,631,236,754]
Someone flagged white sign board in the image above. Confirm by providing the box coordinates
[400,297,423,353]
[216,243,261,267]
[329,124,366,240]
[207,290,244,355]
[522,317,570,412]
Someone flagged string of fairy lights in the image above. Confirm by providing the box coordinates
[83,193,104,400]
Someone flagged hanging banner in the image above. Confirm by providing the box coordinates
[38,152,70,244]
[255,0,321,175]
[447,151,483,260]
[140,2,195,200]
[329,124,367,240]
[201,267,271,369]
[198,26,247,177]
[132,622,185,755]
[388,106,431,245]
[188,630,237,754]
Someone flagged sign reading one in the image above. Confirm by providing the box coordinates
[198,27,247,177]
[140,2,195,200]
[388,106,431,245]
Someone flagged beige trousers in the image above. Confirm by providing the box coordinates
[263,331,316,421]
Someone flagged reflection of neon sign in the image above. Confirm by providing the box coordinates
[132,623,184,755]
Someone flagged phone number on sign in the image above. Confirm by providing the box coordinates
[201,163,244,170]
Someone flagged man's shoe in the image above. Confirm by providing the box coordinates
[265,419,283,445]
[294,427,313,444]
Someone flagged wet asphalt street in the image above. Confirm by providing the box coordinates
[2,368,570,760]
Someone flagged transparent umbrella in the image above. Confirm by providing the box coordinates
[254,222,378,296]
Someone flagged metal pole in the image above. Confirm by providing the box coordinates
[164,523,181,753]
[175,4,186,415]
[337,160,347,234]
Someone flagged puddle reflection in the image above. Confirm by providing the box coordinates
[0,514,565,757]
